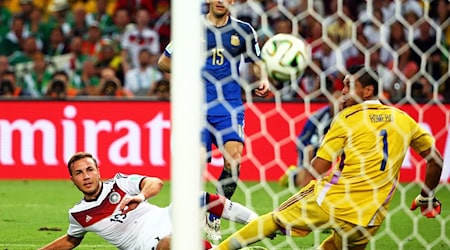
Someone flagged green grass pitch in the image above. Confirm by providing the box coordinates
[0,180,449,249]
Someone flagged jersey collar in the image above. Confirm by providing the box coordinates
[363,99,381,105]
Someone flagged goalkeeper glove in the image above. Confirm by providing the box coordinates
[410,194,441,218]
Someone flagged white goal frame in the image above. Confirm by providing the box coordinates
[171,0,203,249]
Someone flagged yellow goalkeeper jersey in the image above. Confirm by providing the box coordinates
[314,100,434,226]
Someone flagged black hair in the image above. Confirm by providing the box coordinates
[348,64,378,95]
[2,69,16,78]
[67,152,98,176]
[52,70,69,80]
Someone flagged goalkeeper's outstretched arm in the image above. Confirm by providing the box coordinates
[420,147,443,195]
[304,156,333,184]
[410,147,443,218]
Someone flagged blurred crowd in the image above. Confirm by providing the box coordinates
[0,0,448,103]
[0,0,170,99]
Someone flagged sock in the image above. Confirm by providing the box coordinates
[209,168,240,222]
[205,193,258,224]
[209,211,220,222]
[221,199,258,224]
[215,213,279,250]
[201,192,223,222]
[217,168,240,199]
[203,192,224,218]
[203,239,213,249]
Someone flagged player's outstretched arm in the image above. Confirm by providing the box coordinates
[119,177,164,214]
[307,156,332,183]
[410,147,443,218]
[40,234,82,250]
[251,62,270,97]
[419,147,443,195]
[158,53,171,73]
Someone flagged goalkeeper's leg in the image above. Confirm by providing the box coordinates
[215,213,279,250]
[319,221,380,250]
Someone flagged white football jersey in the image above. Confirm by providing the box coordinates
[67,173,172,250]
[121,27,160,68]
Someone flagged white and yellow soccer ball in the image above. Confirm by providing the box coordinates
[261,33,309,82]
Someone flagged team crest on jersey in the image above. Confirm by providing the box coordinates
[109,191,121,204]
[231,34,240,46]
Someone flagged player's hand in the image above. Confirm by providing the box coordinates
[410,194,441,218]
[119,193,146,214]
[254,81,269,97]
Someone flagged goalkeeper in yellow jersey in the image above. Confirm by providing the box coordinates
[215,64,443,250]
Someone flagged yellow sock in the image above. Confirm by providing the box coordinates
[215,212,279,250]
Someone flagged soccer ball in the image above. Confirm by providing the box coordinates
[261,33,309,82]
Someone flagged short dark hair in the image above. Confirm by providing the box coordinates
[348,64,378,95]
[67,152,98,176]
[52,70,69,80]
[2,69,16,79]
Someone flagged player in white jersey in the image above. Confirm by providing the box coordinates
[40,152,258,250]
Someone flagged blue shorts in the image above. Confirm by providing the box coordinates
[202,114,244,162]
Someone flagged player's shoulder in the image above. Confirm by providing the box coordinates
[337,105,356,119]
[339,102,381,117]
[230,16,255,31]
[113,173,147,186]
[113,173,130,180]
[371,103,410,118]
[70,198,85,211]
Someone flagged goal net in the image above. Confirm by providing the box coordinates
[198,0,449,249]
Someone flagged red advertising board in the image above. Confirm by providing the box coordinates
[0,100,448,183]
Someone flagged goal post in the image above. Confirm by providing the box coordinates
[170,0,449,249]
[170,0,203,249]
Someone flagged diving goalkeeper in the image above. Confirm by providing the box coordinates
[215,65,443,249]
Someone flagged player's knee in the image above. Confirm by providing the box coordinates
[224,155,241,169]
[223,142,243,168]
[156,236,171,250]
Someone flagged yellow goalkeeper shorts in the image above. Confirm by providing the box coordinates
[272,181,380,248]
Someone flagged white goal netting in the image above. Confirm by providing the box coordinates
[204,0,449,249]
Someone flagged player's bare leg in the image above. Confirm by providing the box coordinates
[220,140,243,198]
[207,140,243,242]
